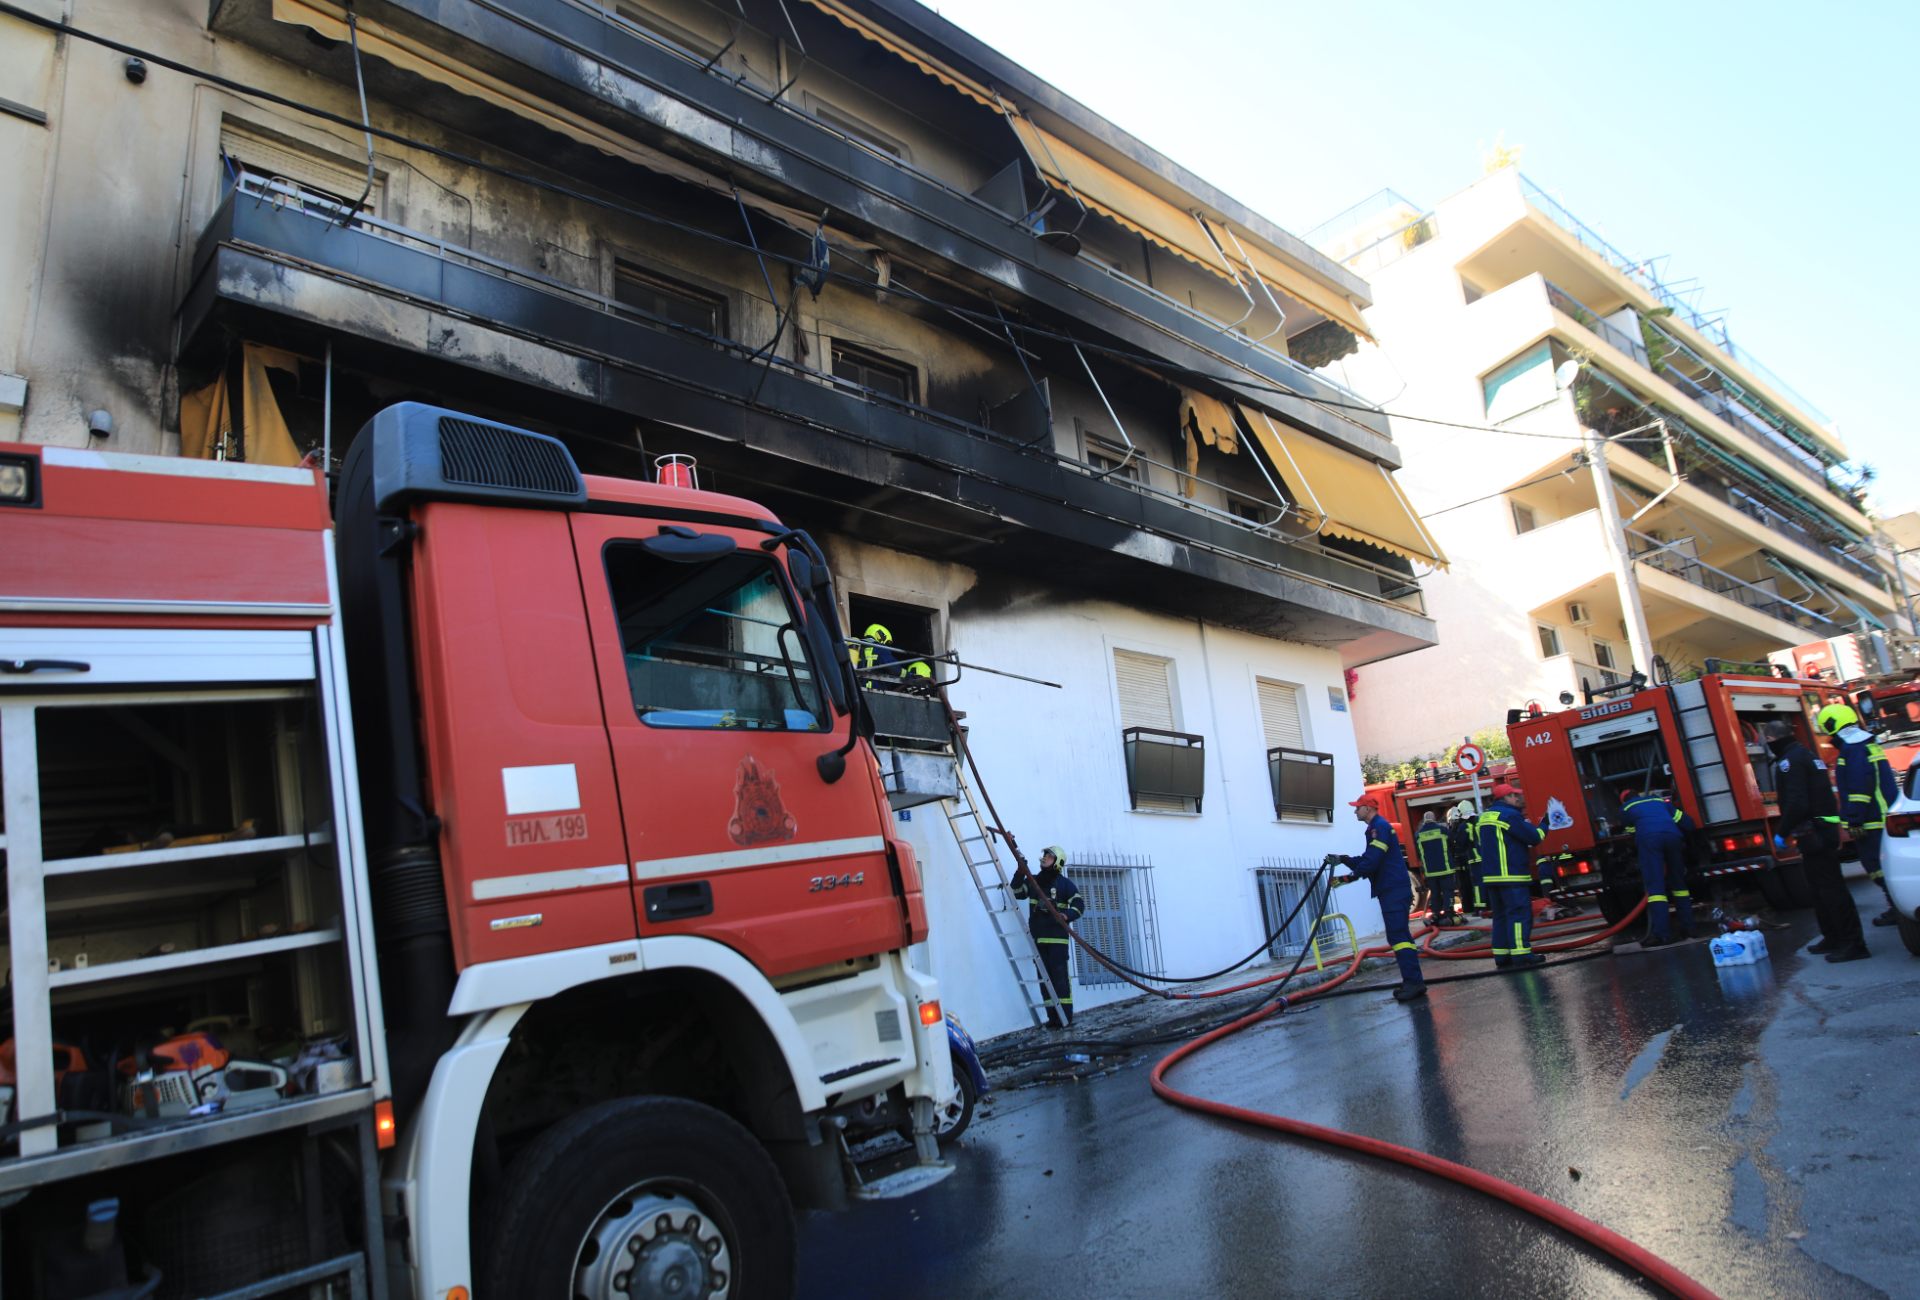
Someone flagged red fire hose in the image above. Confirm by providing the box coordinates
[1147,904,1719,1300]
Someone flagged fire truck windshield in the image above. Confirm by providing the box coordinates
[1870,689,1920,747]
[605,544,829,731]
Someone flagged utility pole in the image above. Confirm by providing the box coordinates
[1583,424,1656,676]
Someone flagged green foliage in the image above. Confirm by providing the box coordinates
[1360,726,1512,788]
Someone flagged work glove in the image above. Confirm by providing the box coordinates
[1772,834,1787,850]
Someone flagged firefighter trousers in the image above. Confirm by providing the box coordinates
[1488,884,1534,965]
[1037,939,1074,1027]
[1854,828,1891,907]
[1381,894,1424,988]
[1636,835,1693,940]
[1797,825,1863,951]
[1427,871,1457,919]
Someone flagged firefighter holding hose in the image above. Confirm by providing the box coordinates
[1328,796,1426,1002]
[1012,846,1085,1026]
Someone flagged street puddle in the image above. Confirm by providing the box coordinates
[1620,1024,1678,1100]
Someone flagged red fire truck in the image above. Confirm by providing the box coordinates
[1505,666,1852,921]
[0,405,950,1298]
[1772,631,1920,771]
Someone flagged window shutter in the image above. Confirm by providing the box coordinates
[1257,679,1304,751]
[1113,650,1175,731]
[221,121,384,214]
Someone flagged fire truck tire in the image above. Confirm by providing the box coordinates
[1759,860,1816,911]
[1896,913,1920,957]
[897,1050,976,1146]
[483,1096,794,1300]
[1597,883,1638,927]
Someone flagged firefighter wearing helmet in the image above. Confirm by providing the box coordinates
[850,623,899,676]
[1765,718,1869,962]
[1476,784,1547,967]
[1819,702,1902,928]
[1011,846,1084,1026]
[1328,795,1426,1001]
[1447,799,1486,913]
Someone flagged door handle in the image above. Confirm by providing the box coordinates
[644,881,713,922]
[2,659,90,674]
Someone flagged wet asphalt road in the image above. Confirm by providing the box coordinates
[798,879,1919,1298]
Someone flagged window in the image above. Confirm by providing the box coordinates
[1481,342,1554,423]
[614,1,725,58]
[831,342,918,404]
[1592,639,1618,671]
[1537,624,1563,658]
[1228,497,1265,526]
[1067,856,1162,988]
[1115,649,1201,812]
[1258,678,1331,822]
[1255,863,1338,959]
[1083,431,1141,484]
[811,102,910,161]
[221,120,383,215]
[614,261,728,338]
[1461,277,1484,305]
[604,545,826,731]
[1257,678,1306,751]
[1511,500,1538,534]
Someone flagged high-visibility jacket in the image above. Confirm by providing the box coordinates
[1621,794,1685,840]
[1447,818,1479,870]
[1835,725,1898,831]
[1415,825,1454,877]
[1475,804,1545,885]
[1343,814,1413,903]
[1012,868,1083,944]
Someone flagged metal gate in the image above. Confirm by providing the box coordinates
[1069,855,1162,988]
[1253,859,1341,959]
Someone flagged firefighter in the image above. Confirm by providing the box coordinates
[1820,703,1901,928]
[1448,800,1487,914]
[1476,784,1547,968]
[1619,786,1693,947]
[1766,719,1869,963]
[1011,845,1084,1026]
[1416,810,1460,924]
[849,623,900,683]
[1328,795,1426,1001]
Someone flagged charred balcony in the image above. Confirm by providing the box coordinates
[180,183,1436,660]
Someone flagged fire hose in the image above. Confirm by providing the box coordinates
[1013,868,1716,1298]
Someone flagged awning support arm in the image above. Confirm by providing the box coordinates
[1220,224,1291,346]
[1075,344,1138,480]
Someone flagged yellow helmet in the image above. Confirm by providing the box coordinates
[863,623,893,645]
[1453,799,1475,819]
[904,660,932,679]
[1815,702,1859,735]
[1041,845,1067,869]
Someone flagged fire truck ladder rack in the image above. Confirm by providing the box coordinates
[935,707,1062,1028]
[1671,678,1738,823]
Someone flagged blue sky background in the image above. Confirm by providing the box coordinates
[928,0,1917,516]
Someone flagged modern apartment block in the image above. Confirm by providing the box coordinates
[0,0,1445,1036]
[1312,170,1907,761]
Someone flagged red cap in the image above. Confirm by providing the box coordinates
[1491,782,1519,799]
[1348,795,1379,808]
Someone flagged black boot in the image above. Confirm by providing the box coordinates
[1392,982,1429,1002]
[1825,943,1871,963]
[1872,909,1899,928]
[1806,936,1837,955]
[1641,934,1671,949]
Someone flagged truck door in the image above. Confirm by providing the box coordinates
[570,514,903,976]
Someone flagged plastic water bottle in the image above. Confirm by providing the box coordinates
[1710,931,1768,966]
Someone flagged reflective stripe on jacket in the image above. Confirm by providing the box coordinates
[1475,805,1545,884]
[1835,727,1898,831]
[1416,827,1454,876]
[1621,794,1684,840]
[1345,814,1413,902]
[1012,869,1084,943]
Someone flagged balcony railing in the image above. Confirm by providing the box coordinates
[211,176,1426,618]
[1544,279,1646,363]
[1519,175,1830,426]
[1627,529,1841,632]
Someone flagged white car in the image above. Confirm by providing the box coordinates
[1884,755,1920,956]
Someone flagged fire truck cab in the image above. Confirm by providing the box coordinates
[0,405,950,1299]
[1506,666,1851,921]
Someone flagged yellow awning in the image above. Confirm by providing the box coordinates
[1008,114,1373,343]
[1239,405,1446,568]
[180,345,306,467]
[1181,389,1240,455]
[797,0,1001,109]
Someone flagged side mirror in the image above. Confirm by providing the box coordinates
[640,527,736,562]
[816,750,847,783]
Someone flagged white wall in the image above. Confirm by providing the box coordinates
[847,543,1388,1040]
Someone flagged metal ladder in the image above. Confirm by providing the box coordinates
[1671,678,1737,823]
[940,753,1061,1027]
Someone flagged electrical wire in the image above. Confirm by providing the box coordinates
[5,4,1671,459]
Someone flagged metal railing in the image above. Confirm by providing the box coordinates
[1519,175,1830,425]
[221,176,1429,617]
[1070,857,1163,988]
[1254,861,1341,960]
[1626,528,1840,630]
[1544,279,1645,362]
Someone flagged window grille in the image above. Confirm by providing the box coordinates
[1068,855,1161,988]
[1254,859,1344,960]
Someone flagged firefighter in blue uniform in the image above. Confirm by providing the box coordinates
[1011,845,1084,1026]
[1329,795,1426,1001]
[1821,702,1902,929]
[1619,786,1694,947]
[1449,800,1487,914]
[1476,783,1547,968]
[1415,811,1460,924]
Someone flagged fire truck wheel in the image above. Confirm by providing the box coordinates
[1758,859,1815,910]
[1896,913,1920,957]
[897,1050,976,1146]
[484,1096,794,1300]
[1597,883,1637,927]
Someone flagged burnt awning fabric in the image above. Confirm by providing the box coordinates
[797,0,1001,108]
[179,344,305,467]
[1239,405,1446,568]
[1007,114,1372,342]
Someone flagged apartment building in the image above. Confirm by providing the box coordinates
[1312,171,1906,762]
[0,0,1445,1035]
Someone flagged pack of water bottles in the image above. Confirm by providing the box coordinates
[1709,929,1768,967]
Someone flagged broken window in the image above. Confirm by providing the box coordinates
[614,261,729,339]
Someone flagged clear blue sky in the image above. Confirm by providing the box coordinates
[929,0,1918,516]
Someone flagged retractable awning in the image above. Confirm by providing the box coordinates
[1006,115,1372,342]
[1239,405,1446,568]
[798,0,1001,108]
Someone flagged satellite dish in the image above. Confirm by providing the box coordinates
[1554,359,1582,391]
